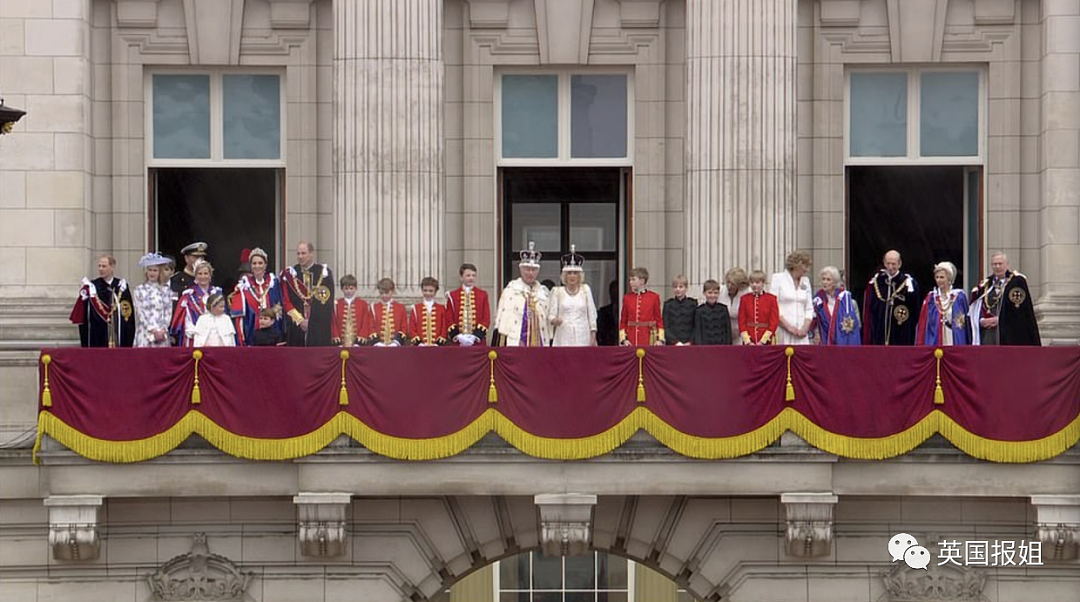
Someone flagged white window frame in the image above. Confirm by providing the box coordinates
[496,68,635,167]
[145,68,287,168]
[844,66,986,166]
[492,552,636,601]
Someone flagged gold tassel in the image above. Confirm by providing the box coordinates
[933,348,944,405]
[784,347,795,402]
[338,350,350,406]
[636,348,646,402]
[41,354,52,408]
[191,349,202,405]
[488,351,498,403]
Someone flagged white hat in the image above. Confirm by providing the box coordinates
[138,252,171,268]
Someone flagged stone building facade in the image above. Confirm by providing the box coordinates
[1,1,1079,601]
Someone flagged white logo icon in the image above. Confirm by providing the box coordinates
[889,533,918,563]
[904,545,931,570]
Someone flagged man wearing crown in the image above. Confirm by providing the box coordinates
[493,242,551,346]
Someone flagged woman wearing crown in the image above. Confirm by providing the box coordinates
[170,259,223,347]
[548,246,597,347]
[229,247,284,345]
[493,242,552,347]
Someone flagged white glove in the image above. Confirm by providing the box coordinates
[390,341,401,347]
[374,342,386,347]
[455,334,474,347]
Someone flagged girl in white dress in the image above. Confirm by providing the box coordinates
[769,249,815,346]
[133,252,173,348]
[548,246,598,347]
[192,293,236,347]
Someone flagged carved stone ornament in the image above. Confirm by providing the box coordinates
[44,495,104,561]
[781,493,837,557]
[149,534,254,601]
[881,561,987,602]
[294,492,351,558]
[1031,495,1080,561]
[535,493,597,557]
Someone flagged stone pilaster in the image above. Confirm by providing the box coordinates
[684,0,797,285]
[1034,0,1080,344]
[333,0,445,297]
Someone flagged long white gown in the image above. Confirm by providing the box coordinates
[769,271,814,346]
[548,284,597,347]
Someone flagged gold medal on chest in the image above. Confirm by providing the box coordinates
[840,316,856,333]
[1008,288,1025,308]
[892,305,909,325]
[313,285,331,304]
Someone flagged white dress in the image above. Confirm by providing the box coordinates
[133,281,172,348]
[548,284,598,347]
[769,271,814,346]
[192,313,236,347]
[719,287,750,346]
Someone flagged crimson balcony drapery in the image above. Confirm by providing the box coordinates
[35,346,1080,463]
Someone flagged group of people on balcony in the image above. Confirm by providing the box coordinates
[70,240,1041,349]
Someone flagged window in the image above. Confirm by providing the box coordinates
[501,168,626,316]
[148,71,285,164]
[147,70,285,283]
[846,68,983,163]
[498,71,633,165]
[496,551,632,602]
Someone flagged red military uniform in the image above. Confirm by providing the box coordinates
[332,297,372,346]
[446,286,490,345]
[409,301,448,346]
[368,301,408,346]
[620,289,665,346]
[738,292,780,345]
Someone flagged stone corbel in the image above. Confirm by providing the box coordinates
[973,0,1016,25]
[294,493,351,558]
[1031,495,1080,561]
[611,0,664,28]
[781,493,837,557]
[113,0,164,28]
[816,0,862,27]
[464,0,510,29]
[535,494,597,557]
[265,0,316,29]
[44,495,104,561]
[885,0,949,62]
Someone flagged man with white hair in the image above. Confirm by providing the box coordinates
[493,242,551,346]
[968,252,1041,345]
[862,249,920,345]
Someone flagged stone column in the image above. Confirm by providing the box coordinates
[333,0,444,297]
[684,0,797,285]
[1034,0,1080,344]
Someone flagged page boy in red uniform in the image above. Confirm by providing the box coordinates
[739,270,780,345]
[446,263,490,346]
[619,267,665,346]
[332,274,371,347]
[409,277,448,346]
